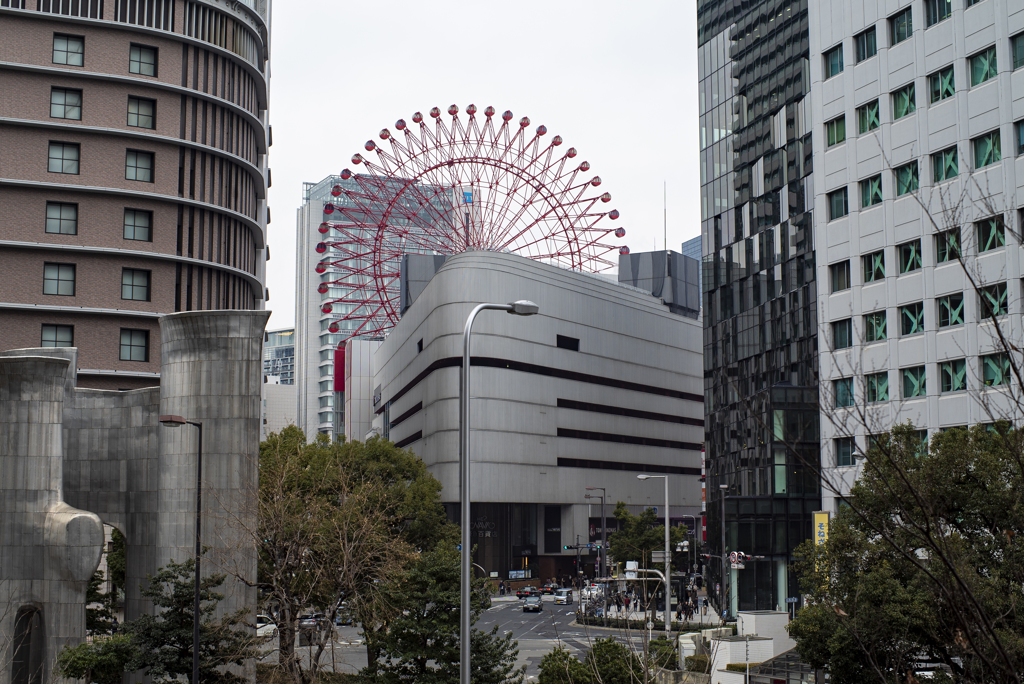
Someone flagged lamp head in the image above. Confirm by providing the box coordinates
[585,486,599,491]
[637,474,650,480]
[719,484,729,491]
[507,300,539,316]
[159,414,186,427]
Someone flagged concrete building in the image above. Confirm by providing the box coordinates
[264,327,295,384]
[698,0,821,614]
[367,250,703,581]
[0,0,272,390]
[681,235,703,298]
[0,309,267,684]
[810,0,1024,512]
[261,375,296,439]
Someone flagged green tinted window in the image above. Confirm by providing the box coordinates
[863,251,884,282]
[864,312,887,342]
[929,66,954,102]
[970,46,997,86]
[893,84,916,119]
[932,146,958,181]
[940,359,966,393]
[896,162,919,196]
[857,100,880,133]
[860,175,882,208]
[938,294,964,327]
[902,366,927,398]
[900,302,924,335]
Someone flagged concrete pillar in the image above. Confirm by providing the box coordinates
[0,355,104,684]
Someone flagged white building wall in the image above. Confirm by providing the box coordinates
[262,380,298,439]
[809,0,1024,512]
[343,338,381,442]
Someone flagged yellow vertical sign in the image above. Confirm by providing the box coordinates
[813,511,830,546]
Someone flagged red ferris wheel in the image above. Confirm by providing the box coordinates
[314,104,629,339]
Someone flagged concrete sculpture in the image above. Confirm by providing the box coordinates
[0,310,269,684]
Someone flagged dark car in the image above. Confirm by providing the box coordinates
[516,586,540,599]
[522,596,543,613]
[541,583,559,595]
[298,613,326,631]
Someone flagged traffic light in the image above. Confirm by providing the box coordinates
[563,544,572,550]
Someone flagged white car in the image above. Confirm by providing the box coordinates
[256,614,278,638]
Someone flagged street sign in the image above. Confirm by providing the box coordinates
[652,551,667,562]
[457,544,462,551]
[730,563,745,569]
[646,622,654,630]
[626,561,638,571]
[786,597,799,603]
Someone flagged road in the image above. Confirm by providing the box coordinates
[264,594,689,681]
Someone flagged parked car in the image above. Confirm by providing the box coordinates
[541,583,559,595]
[516,586,540,599]
[334,603,354,626]
[554,589,574,605]
[256,615,278,638]
[297,613,326,631]
[522,596,543,613]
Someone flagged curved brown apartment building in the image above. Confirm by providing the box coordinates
[0,0,271,389]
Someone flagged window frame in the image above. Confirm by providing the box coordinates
[857,100,880,133]
[835,437,855,467]
[49,87,82,120]
[125,149,154,183]
[928,65,955,103]
[128,43,158,77]
[864,311,887,343]
[860,174,882,208]
[834,378,854,408]
[924,0,951,27]
[855,27,877,63]
[45,201,78,235]
[898,239,923,274]
[982,353,1011,387]
[47,141,80,175]
[863,250,885,282]
[932,145,958,182]
[973,130,1002,169]
[43,262,76,296]
[976,217,1005,253]
[827,187,849,221]
[119,328,150,362]
[123,208,153,241]
[824,44,844,79]
[1016,121,1024,156]
[126,96,156,130]
[939,358,967,393]
[901,365,927,399]
[895,161,920,196]
[826,116,846,147]
[52,33,84,67]
[892,83,917,120]
[969,46,998,87]
[866,371,889,402]
[936,228,961,263]
[937,293,964,327]
[889,8,914,46]
[40,324,74,348]
[1013,33,1024,71]
[900,301,925,336]
[979,283,1008,319]
[830,260,851,293]
[832,318,853,350]
[121,268,151,302]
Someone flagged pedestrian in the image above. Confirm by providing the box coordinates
[702,597,708,615]
[499,581,505,596]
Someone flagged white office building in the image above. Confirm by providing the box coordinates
[810,0,1024,511]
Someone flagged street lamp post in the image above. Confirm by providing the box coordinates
[637,474,671,634]
[158,414,203,684]
[460,300,539,684]
[719,483,728,621]
[584,487,607,577]
[679,514,699,573]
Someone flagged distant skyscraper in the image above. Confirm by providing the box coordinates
[264,328,295,385]
[681,236,702,298]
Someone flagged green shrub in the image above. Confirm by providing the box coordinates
[684,654,710,673]
[725,662,761,672]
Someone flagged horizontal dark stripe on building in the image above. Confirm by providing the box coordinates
[557,457,701,477]
[557,398,703,426]
[394,431,422,449]
[378,356,702,414]
[389,401,422,430]
[557,427,702,452]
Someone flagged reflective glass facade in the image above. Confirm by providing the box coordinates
[698,0,820,614]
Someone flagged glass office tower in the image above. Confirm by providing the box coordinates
[698,0,821,614]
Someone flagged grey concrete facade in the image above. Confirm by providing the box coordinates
[370,251,704,580]
[0,309,267,684]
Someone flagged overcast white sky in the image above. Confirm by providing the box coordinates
[265,0,701,329]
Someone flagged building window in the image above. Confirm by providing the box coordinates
[556,334,580,351]
[890,8,913,46]
[53,34,84,66]
[970,46,998,86]
[127,97,155,129]
[824,44,844,79]
[932,146,958,181]
[977,217,1005,252]
[826,116,846,146]
[929,66,954,103]
[895,161,919,196]
[898,239,922,273]
[41,324,74,347]
[938,293,964,327]
[925,0,951,26]
[867,372,889,402]
[860,175,882,208]
[863,250,885,282]
[48,142,80,174]
[966,0,982,5]
[45,201,78,235]
[857,100,880,133]
[121,268,151,301]
[892,83,917,120]
[119,329,149,362]
[835,437,855,467]
[864,311,887,342]
[828,187,849,220]
[50,87,82,120]
[129,44,157,76]
[979,283,1007,318]
[936,229,961,263]
[856,27,877,62]
[832,319,853,350]
[43,263,75,296]
[973,131,1001,169]
[1013,33,1024,71]
[902,366,927,398]
[900,302,925,335]
[125,150,154,182]
[940,359,966,393]
[830,261,851,292]
[834,378,854,408]
[1016,121,1024,156]
[982,353,1011,386]
[124,209,152,241]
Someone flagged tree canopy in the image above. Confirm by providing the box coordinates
[789,423,1024,683]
